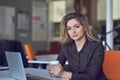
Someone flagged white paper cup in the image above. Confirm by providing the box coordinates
[49,61,60,80]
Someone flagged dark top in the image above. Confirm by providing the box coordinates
[57,39,107,80]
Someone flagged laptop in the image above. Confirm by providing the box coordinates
[5,51,50,80]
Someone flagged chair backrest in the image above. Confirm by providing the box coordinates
[24,44,36,61]
[0,40,28,67]
[103,50,120,80]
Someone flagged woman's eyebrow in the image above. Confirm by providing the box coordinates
[73,24,79,27]
[67,23,79,27]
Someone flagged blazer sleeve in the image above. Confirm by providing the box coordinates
[57,45,67,66]
[71,43,105,80]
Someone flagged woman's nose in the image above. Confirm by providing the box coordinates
[71,28,76,34]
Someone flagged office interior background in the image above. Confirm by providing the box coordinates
[0,0,120,55]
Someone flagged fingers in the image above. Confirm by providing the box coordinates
[48,64,63,77]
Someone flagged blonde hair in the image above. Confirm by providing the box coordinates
[60,12,99,44]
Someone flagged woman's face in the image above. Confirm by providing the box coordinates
[66,19,85,41]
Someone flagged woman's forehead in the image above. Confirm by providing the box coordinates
[67,19,81,25]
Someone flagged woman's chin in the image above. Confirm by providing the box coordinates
[72,38,79,41]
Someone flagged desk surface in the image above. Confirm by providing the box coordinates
[28,54,58,64]
[0,68,68,80]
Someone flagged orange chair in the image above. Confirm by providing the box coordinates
[103,50,120,80]
[24,44,36,61]
[24,44,48,69]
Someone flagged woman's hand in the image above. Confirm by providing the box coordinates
[48,64,72,79]
[48,64,63,77]
[48,64,54,76]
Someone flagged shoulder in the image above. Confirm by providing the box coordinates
[87,40,104,50]
[84,40,104,56]
[87,40,104,56]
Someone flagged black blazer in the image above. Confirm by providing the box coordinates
[57,40,107,80]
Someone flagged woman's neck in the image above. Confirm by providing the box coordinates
[75,36,86,52]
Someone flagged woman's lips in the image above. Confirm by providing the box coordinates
[71,35,77,38]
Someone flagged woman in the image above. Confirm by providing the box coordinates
[48,12,107,80]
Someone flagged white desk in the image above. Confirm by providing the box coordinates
[28,54,58,64]
[28,54,68,69]
[0,68,68,80]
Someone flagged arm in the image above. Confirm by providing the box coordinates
[57,45,67,66]
[48,45,68,77]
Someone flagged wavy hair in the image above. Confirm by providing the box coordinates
[60,12,99,44]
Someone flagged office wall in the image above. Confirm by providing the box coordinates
[0,0,48,52]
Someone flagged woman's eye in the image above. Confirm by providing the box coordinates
[67,27,71,30]
[75,26,80,28]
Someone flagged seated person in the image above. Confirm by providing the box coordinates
[48,12,107,80]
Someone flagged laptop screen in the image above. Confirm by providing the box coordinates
[5,51,51,80]
[5,51,26,80]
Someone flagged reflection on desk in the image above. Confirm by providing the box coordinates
[0,68,68,80]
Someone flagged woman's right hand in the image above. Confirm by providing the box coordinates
[48,64,53,76]
[48,63,63,77]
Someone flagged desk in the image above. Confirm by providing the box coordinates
[28,54,68,69]
[29,54,58,64]
[28,54,58,69]
[0,68,68,80]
